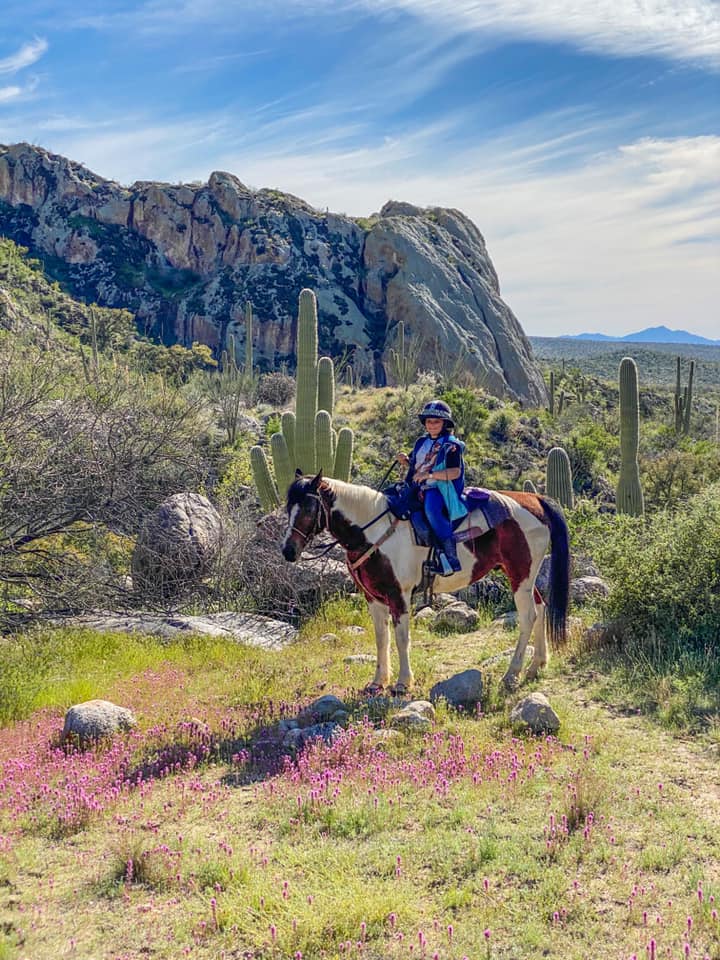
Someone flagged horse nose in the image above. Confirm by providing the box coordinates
[282,542,297,562]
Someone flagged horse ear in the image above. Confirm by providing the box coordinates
[294,468,303,478]
[311,470,323,489]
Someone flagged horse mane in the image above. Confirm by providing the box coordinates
[321,477,387,525]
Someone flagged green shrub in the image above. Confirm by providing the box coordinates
[440,386,488,439]
[593,483,720,649]
[487,409,515,444]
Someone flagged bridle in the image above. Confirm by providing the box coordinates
[288,490,331,548]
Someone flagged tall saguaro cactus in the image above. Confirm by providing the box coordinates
[674,356,695,435]
[546,447,573,509]
[616,356,644,516]
[250,288,355,510]
[295,289,320,473]
[243,302,254,389]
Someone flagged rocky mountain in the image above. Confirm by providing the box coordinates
[0,142,546,404]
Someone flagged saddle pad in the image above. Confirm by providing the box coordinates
[461,487,512,532]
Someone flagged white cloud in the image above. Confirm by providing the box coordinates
[10,104,720,339]
[0,38,48,75]
[353,0,720,69]
[0,85,23,103]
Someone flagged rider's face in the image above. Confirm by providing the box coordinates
[424,417,445,438]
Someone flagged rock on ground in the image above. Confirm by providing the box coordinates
[132,493,222,598]
[510,692,560,735]
[429,669,483,711]
[63,700,136,744]
[55,612,297,650]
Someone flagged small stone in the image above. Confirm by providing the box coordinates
[570,576,609,605]
[433,593,458,609]
[344,625,366,635]
[510,692,560,735]
[429,669,483,711]
[405,700,436,721]
[492,611,518,629]
[343,653,376,664]
[389,710,433,733]
[434,601,478,632]
[297,695,347,726]
[320,633,340,644]
[414,606,437,624]
[330,709,351,728]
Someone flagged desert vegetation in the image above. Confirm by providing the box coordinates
[1,239,720,959]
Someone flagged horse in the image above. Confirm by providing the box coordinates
[281,471,570,694]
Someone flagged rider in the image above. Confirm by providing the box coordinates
[397,399,467,574]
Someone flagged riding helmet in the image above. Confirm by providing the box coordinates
[418,399,454,429]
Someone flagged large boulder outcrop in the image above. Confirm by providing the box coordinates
[0,142,546,404]
[132,493,222,598]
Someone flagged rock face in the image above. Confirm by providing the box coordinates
[132,493,222,598]
[0,142,546,404]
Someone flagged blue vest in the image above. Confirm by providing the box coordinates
[406,433,468,522]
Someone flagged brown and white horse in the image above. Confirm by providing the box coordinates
[281,472,570,692]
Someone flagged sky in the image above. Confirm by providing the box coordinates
[0,0,719,339]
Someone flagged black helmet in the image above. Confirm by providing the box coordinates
[418,399,454,429]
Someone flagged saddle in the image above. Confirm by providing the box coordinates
[382,483,511,548]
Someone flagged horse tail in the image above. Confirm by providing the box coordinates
[539,496,570,647]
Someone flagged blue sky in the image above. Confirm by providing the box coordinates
[1,0,719,338]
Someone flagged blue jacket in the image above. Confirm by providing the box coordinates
[405,432,468,522]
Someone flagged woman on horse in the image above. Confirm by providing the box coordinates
[397,399,467,574]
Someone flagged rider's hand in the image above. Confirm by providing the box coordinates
[397,453,409,466]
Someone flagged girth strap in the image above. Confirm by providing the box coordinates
[348,516,402,572]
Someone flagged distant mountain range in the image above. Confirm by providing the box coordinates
[566,325,720,345]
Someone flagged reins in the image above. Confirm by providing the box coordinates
[299,487,399,568]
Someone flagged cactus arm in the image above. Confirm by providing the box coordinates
[333,428,354,482]
[281,411,296,468]
[318,356,335,416]
[315,410,333,476]
[271,432,294,499]
[250,446,280,513]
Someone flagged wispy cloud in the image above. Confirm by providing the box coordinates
[353,0,720,70]
[0,85,23,103]
[0,38,48,75]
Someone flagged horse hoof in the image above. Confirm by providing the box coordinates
[502,673,519,692]
[363,683,385,696]
[389,682,411,697]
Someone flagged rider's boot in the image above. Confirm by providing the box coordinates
[439,537,462,574]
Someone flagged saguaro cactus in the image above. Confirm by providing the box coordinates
[523,479,538,494]
[616,356,644,516]
[250,288,355,511]
[546,447,573,509]
[674,356,695,435]
[244,302,254,387]
[295,289,319,473]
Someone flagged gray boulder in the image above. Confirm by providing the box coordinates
[429,669,483,711]
[510,692,560,735]
[63,699,136,744]
[297,695,348,726]
[55,611,296,650]
[132,493,222,598]
[434,601,479,633]
[570,576,609,605]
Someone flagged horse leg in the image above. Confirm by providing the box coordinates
[366,600,392,691]
[391,591,414,694]
[501,585,536,690]
[526,590,548,681]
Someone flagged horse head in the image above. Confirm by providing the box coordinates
[281,469,328,561]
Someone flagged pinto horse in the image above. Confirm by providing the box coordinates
[281,472,570,692]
